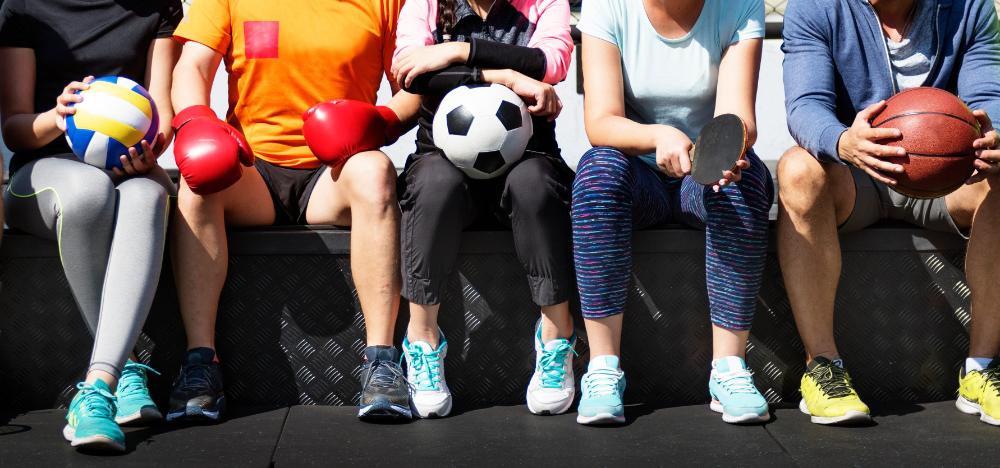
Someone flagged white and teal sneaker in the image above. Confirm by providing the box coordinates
[115,361,163,425]
[402,330,452,418]
[526,321,576,415]
[708,356,770,424]
[64,380,126,452]
[576,355,626,425]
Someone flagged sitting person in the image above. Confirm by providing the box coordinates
[778,0,1000,426]
[0,0,181,451]
[168,0,422,422]
[573,0,772,425]
[391,0,575,418]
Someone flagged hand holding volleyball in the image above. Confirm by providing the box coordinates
[61,75,160,171]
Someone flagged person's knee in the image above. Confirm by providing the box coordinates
[507,158,563,215]
[573,147,631,197]
[175,177,226,219]
[119,178,170,213]
[61,173,115,225]
[406,154,465,206]
[776,147,832,213]
[344,151,397,211]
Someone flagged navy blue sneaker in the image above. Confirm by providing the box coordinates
[167,348,226,422]
[358,346,412,420]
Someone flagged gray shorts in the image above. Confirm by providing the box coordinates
[838,166,966,237]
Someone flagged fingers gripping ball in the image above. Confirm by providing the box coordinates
[872,87,980,198]
[64,76,159,170]
[432,84,533,179]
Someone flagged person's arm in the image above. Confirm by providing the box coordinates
[171,41,221,112]
[714,41,762,148]
[146,38,181,149]
[957,0,1000,182]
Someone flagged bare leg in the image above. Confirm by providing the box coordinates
[583,315,623,357]
[776,147,856,363]
[540,301,573,342]
[306,151,400,347]
[712,326,750,359]
[172,169,275,351]
[946,177,1000,358]
[407,303,440,347]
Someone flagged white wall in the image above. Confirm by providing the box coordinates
[1,40,793,173]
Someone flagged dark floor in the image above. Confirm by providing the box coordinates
[1,401,997,467]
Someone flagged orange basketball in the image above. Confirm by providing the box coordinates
[871,87,980,198]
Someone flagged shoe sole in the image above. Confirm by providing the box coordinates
[799,399,871,425]
[116,406,164,426]
[358,398,413,421]
[576,412,626,425]
[166,401,224,423]
[527,390,574,416]
[956,397,1000,426]
[709,400,770,424]
[413,397,453,419]
[63,425,125,452]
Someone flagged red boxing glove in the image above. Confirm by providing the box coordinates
[172,105,254,195]
[302,100,402,167]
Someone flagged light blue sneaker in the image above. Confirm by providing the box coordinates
[708,356,770,424]
[63,380,126,452]
[526,320,577,415]
[402,330,452,418]
[576,355,626,425]
[115,361,163,425]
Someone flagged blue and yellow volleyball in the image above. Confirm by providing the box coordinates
[64,76,159,170]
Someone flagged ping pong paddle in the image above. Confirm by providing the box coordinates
[690,114,749,186]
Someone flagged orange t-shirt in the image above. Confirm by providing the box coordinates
[175,0,401,168]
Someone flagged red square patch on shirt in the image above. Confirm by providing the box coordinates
[244,21,279,59]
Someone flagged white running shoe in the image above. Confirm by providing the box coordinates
[402,331,452,418]
[526,321,576,415]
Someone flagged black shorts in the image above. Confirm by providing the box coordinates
[254,159,326,225]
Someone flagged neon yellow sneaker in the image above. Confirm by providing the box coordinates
[956,363,1000,426]
[799,357,871,425]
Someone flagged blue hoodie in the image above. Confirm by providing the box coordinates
[782,0,1000,163]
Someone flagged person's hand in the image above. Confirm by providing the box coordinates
[967,109,1000,184]
[112,133,164,177]
[504,71,562,120]
[54,75,95,131]
[653,125,694,178]
[712,159,752,193]
[392,43,466,88]
[837,100,905,186]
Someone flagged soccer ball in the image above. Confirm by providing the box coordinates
[432,84,533,179]
[64,75,159,170]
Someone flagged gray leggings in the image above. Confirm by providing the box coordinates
[4,154,174,378]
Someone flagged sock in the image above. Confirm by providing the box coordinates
[364,345,398,363]
[186,347,218,365]
[965,357,993,372]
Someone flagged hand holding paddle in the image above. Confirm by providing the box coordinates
[691,114,752,191]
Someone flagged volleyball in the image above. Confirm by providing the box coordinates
[64,75,159,170]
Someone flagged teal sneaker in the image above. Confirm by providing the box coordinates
[708,356,770,424]
[576,355,626,425]
[403,330,452,418]
[115,361,163,425]
[63,380,126,452]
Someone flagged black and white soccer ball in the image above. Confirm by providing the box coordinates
[432,84,533,179]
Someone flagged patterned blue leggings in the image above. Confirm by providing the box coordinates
[571,147,774,330]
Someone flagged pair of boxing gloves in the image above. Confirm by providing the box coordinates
[172,100,401,194]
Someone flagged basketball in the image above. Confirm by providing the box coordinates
[871,87,980,198]
[64,75,159,170]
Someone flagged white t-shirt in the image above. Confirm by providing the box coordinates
[578,0,764,166]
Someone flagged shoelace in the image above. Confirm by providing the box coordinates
[715,369,758,394]
[406,347,443,391]
[76,382,117,418]
[364,359,407,390]
[539,341,576,389]
[983,366,1000,397]
[118,363,161,398]
[807,363,854,398]
[583,368,621,398]
[178,363,216,394]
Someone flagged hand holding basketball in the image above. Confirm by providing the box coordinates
[968,110,1000,184]
[837,100,906,186]
[653,125,693,178]
[53,75,94,131]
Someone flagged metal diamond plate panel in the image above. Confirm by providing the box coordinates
[0,230,971,415]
